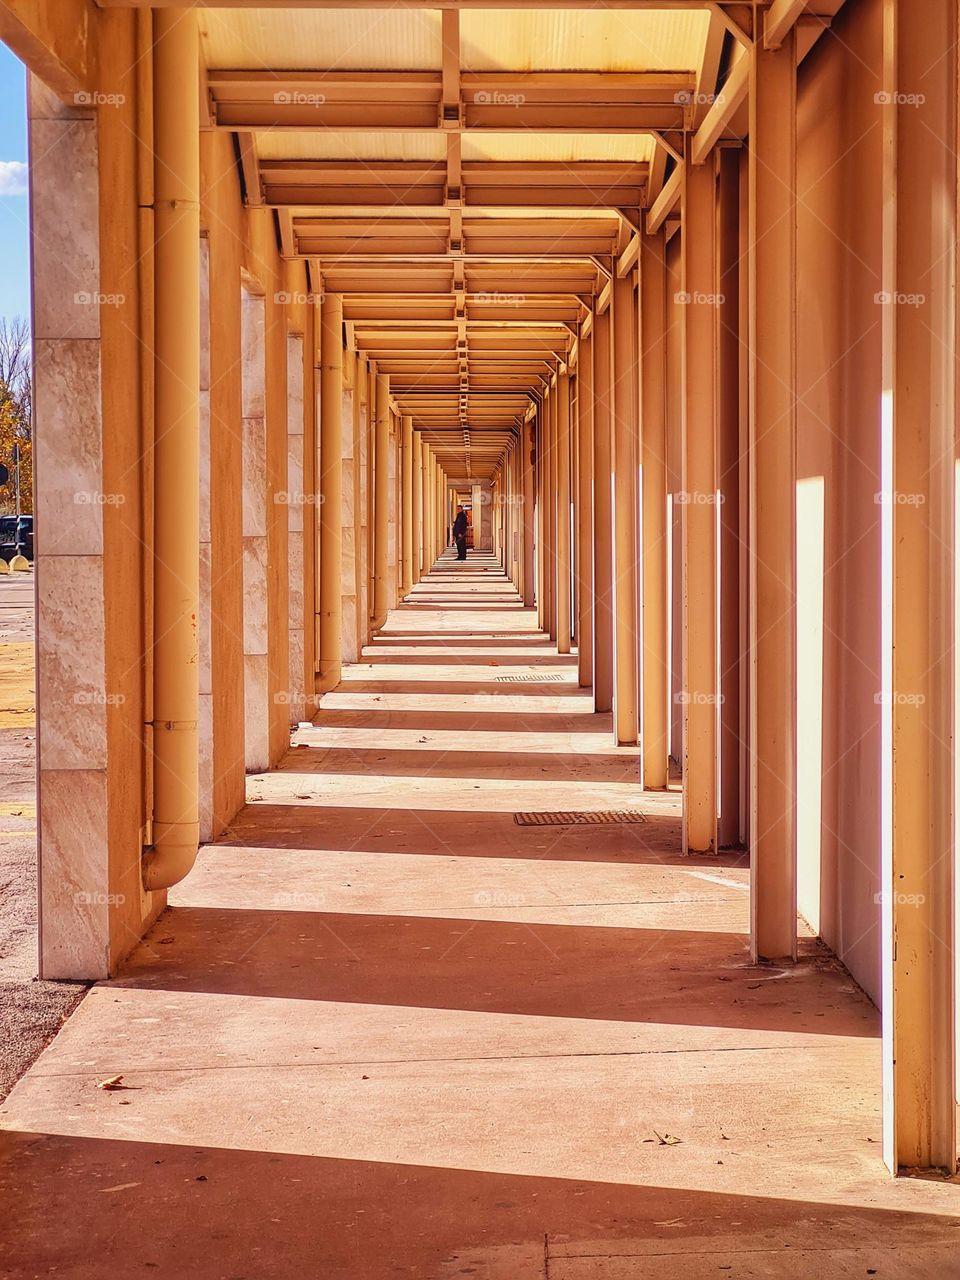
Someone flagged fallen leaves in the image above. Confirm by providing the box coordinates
[642,1131,683,1146]
[97,1074,139,1092]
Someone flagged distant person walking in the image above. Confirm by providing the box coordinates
[453,505,469,561]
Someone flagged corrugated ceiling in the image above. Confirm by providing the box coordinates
[461,9,711,72]
[209,6,703,169]
[255,131,447,162]
[201,7,709,74]
[461,133,656,163]
[200,9,442,71]
[256,131,655,165]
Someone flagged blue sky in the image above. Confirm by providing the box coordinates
[0,42,29,326]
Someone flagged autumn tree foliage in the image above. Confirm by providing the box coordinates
[0,316,32,515]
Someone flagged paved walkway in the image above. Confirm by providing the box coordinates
[0,572,84,1101]
[1,554,958,1277]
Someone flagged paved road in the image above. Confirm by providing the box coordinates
[0,572,85,1100]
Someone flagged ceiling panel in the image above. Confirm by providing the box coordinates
[200,8,442,70]
[460,8,711,72]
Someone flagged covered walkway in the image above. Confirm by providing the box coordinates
[2,558,957,1276]
[5,0,960,1267]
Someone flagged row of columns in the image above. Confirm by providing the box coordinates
[520,8,959,1175]
[315,317,450,686]
[515,49,797,967]
[314,2,960,1181]
[296,3,960,1180]
[33,0,957,1175]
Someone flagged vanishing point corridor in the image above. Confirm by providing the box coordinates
[6,0,960,1271]
[1,558,957,1275]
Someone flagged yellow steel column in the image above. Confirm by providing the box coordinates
[666,244,684,766]
[681,156,718,850]
[390,408,400,605]
[445,470,450,562]
[372,372,390,629]
[749,34,796,956]
[592,309,614,713]
[514,447,522,587]
[505,458,513,581]
[401,414,414,597]
[570,381,578,637]
[491,476,499,560]
[144,8,200,891]
[556,371,573,653]
[612,276,639,745]
[514,457,519,581]
[640,233,669,789]
[412,427,423,584]
[437,459,443,561]
[536,408,546,630]
[879,0,956,1174]
[433,454,440,564]
[422,445,433,576]
[317,292,343,692]
[493,474,500,564]
[552,387,560,639]
[522,418,536,609]
[543,386,556,638]
[503,460,512,580]
[435,463,442,561]
[365,362,376,635]
[576,334,594,689]
[717,150,742,841]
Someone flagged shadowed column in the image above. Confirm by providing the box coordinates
[318,292,343,692]
[748,34,796,955]
[612,275,639,746]
[681,155,718,852]
[640,232,669,789]
[556,370,572,654]
[372,371,390,626]
[576,335,594,688]
[878,0,956,1174]
[592,309,614,713]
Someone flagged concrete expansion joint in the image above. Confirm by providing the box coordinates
[25,1042,837,1078]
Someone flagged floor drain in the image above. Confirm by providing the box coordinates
[514,810,648,826]
[495,672,567,683]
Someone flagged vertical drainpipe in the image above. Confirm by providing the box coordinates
[142,10,201,892]
[318,292,343,692]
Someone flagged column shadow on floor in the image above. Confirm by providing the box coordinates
[107,901,875,1040]
[2,1134,954,1280]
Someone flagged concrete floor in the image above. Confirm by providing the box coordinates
[2,554,959,1277]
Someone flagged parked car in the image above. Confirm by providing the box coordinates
[0,515,33,563]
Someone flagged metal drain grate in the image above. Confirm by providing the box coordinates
[495,672,567,683]
[514,810,647,827]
